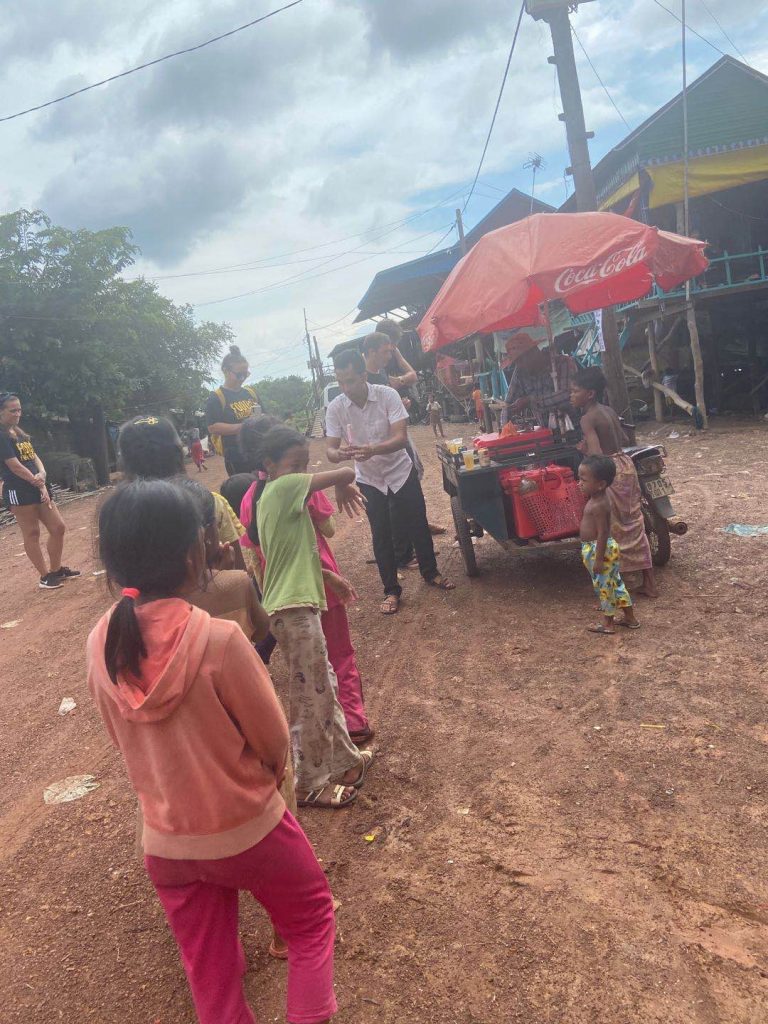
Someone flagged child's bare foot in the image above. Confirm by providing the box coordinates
[636,569,658,598]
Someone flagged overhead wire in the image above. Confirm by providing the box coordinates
[696,0,751,65]
[650,0,729,59]
[0,0,306,124]
[462,0,526,213]
[131,186,468,282]
[191,223,454,307]
[571,27,630,129]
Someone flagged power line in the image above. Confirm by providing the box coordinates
[651,0,729,59]
[131,186,467,282]
[463,0,526,213]
[571,27,630,129]
[0,0,306,125]
[191,223,453,307]
[696,0,750,65]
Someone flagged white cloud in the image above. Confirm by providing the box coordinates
[0,0,765,378]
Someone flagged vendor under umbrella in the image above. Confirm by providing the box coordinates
[494,344,579,429]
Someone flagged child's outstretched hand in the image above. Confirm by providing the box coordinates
[323,570,358,606]
[335,482,366,518]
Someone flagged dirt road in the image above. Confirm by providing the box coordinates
[1,422,766,1024]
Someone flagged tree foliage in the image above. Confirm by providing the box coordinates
[0,209,232,421]
[254,374,313,427]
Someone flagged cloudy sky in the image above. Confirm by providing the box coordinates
[1,0,766,381]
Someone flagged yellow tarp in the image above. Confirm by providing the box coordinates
[599,172,641,212]
[646,144,768,208]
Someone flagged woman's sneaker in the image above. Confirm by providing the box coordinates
[39,573,64,590]
[53,566,81,580]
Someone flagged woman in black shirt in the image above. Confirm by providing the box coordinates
[205,345,262,475]
[0,392,79,590]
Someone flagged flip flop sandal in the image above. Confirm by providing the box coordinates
[426,576,456,591]
[587,625,616,635]
[349,727,376,746]
[348,748,375,789]
[381,596,400,615]
[616,620,641,629]
[297,784,358,809]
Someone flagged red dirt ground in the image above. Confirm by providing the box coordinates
[0,422,766,1024]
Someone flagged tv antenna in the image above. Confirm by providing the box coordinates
[523,152,546,210]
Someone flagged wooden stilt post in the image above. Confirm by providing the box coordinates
[675,202,707,428]
[647,320,665,422]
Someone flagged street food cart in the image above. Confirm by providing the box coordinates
[418,212,708,577]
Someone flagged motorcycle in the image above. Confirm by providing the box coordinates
[625,442,687,566]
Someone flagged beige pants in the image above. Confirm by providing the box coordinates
[270,606,361,793]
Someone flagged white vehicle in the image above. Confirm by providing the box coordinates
[321,382,342,435]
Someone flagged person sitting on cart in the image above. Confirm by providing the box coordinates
[495,344,578,428]
[570,367,658,599]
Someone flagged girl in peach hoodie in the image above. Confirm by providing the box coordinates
[87,478,336,1024]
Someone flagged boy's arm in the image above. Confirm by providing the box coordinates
[594,503,610,574]
[580,413,603,455]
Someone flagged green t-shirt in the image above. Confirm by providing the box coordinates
[257,473,327,615]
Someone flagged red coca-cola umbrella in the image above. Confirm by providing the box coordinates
[418,212,708,352]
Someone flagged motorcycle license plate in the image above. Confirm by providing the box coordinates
[645,475,674,499]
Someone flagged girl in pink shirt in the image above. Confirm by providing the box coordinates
[87,478,337,1024]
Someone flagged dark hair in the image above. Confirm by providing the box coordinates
[0,391,30,440]
[222,344,247,373]
[334,348,366,375]
[581,454,616,486]
[260,425,307,465]
[376,319,402,342]
[219,473,256,520]
[100,480,202,683]
[119,415,184,480]
[362,332,390,355]
[238,413,281,472]
[575,367,606,401]
[173,477,216,527]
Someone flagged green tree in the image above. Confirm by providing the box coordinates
[0,209,232,482]
[254,375,313,430]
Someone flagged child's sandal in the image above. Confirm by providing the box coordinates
[297,784,357,809]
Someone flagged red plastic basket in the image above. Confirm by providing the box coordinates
[520,480,586,541]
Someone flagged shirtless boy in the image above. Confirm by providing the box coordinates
[578,455,639,635]
[570,367,658,598]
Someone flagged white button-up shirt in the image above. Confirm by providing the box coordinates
[325,384,413,494]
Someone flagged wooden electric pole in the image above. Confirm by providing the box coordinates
[304,308,318,401]
[313,335,324,389]
[528,0,631,417]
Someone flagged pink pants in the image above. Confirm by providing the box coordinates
[321,603,369,736]
[145,811,336,1024]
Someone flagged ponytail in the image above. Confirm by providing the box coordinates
[98,479,202,685]
[104,593,147,684]
[222,344,246,373]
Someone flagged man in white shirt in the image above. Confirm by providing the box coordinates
[326,348,454,615]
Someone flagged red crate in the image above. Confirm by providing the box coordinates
[499,464,586,541]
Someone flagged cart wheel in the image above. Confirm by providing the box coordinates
[643,501,672,567]
[451,495,479,577]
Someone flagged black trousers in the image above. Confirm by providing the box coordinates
[359,468,438,597]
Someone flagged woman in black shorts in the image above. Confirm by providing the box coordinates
[0,392,79,590]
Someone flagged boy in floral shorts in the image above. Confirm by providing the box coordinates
[578,455,640,635]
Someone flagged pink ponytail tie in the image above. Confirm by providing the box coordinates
[122,587,140,600]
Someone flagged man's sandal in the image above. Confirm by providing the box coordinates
[381,595,400,614]
[587,624,616,635]
[426,574,456,591]
[297,784,358,809]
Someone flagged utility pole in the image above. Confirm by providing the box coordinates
[527,0,631,417]
[304,307,318,401]
[313,335,324,389]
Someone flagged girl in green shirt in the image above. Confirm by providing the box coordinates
[257,426,374,810]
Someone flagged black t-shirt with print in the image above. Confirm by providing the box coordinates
[205,386,261,457]
[0,431,38,486]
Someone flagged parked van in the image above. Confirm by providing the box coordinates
[321,381,343,435]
